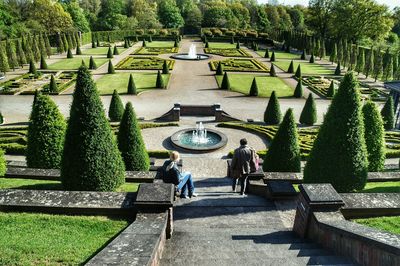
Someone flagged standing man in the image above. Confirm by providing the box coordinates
[231,138,256,195]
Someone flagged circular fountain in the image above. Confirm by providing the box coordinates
[171,44,210,61]
[170,122,227,152]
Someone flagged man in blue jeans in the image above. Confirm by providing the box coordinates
[162,151,197,199]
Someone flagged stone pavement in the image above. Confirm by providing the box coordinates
[159,157,356,266]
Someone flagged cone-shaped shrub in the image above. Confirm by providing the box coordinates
[0,112,3,124]
[109,90,124,122]
[263,109,301,172]
[107,60,115,74]
[49,74,58,93]
[76,45,82,55]
[230,37,234,44]
[335,62,341,75]
[149,36,152,42]
[124,39,129,48]
[301,49,306,60]
[270,64,277,77]
[216,62,224,75]
[303,72,368,192]
[61,66,125,191]
[205,41,209,48]
[295,64,302,78]
[236,41,240,49]
[300,94,317,125]
[96,38,100,47]
[26,94,66,169]
[81,59,86,67]
[264,49,270,58]
[270,51,276,62]
[287,60,294,73]
[92,39,96,48]
[174,40,179,48]
[142,40,147,47]
[362,101,385,172]
[29,60,37,74]
[107,47,113,58]
[0,149,5,176]
[118,102,150,171]
[162,60,169,74]
[156,70,165,88]
[249,78,259,96]
[89,56,97,69]
[327,80,336,97]
[127,74,137,95]
[113,46,119,55]
[220,72,230,90]
[381,97,394,130]
[309,53,315,63]
[294,80,303,98]
[40,54,47,69]
[67,48,73,58]
[264,91,281,125]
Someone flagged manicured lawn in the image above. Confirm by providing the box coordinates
[0,212,129,265]
[354,216,400,235]
[358,181,400,193]
[82,46,127,55]
[146,41,175,48]
[208,42,236,49]
[273,60,334,75]
[95,72,170,95]
[256,50,301,60]
[48,57,109,70]
[215,73,293,97]
[0,178,139,192]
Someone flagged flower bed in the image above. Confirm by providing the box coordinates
[133,47,179,55]
[204,48,252,57]
[209,58,269,72]
[116,56,175,70]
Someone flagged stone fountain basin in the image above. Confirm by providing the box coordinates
[170,128,227,152]
[170,54,210,61]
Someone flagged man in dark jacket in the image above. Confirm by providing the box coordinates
[231,138,255,195]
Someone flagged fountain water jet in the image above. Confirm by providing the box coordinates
[171,43,210,61]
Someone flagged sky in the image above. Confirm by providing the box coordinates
[257,0,398,10]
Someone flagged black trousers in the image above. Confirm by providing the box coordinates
[232,175,248,194]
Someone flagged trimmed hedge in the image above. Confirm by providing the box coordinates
[109,90,124,122]
[209,59,269,73]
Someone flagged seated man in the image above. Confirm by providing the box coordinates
[162,151,197,199]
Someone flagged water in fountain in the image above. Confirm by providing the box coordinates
[188,44,197,59]
[192,122,208,144]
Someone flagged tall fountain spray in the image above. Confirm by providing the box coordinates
[188,44,197,59]
[192,122,208,144]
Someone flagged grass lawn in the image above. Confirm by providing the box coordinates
[82,47,127,55]
[215,73,293,97]
[0,178,139,192]
[96,72,170,95]
[354,216,400,235]
[0,212,129,265]
[48,57,109,70]
[273,60,334,75]
[146,41,175,48]
[208,42,236,49]
[256,50,301,60]
[358,181,400,193]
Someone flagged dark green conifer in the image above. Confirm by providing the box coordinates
[220,72,230,90]
[236,41,240,49]
[264,91,281,125]
[113,45,119,55]
[216,62,224,75]
[309,53,315,63]
[295,64,302,78]
[0,43,9,74]
[16,39,27,66]
[299,93,317,125]
[270,64,277,77]
[249,78,259,96]
[67,48,73,58]
[76,44,82,55]
[174,40,179,48]
[29,60,37,74]
[109,90,124,122]
[124,39,129,48]
[162,60,169,74]
[107,60,115,74]
[107,47,113,58]
[142,40,146,47]
[288,60,294,73]
[49,74,58,93]
[330,43,337,64]
[205,41,209,48]
[270,51,276,62]
[156,70,165,88]
[381,97,394,130]
[40,54,47,69]
[89,56,97,69]
[301,49,306,60]
[5,39,18,70]
[294,80,303,98]
[327,80,336,97]
[127,74,136,95]
[264,49,270,58]
[335,62,341,75]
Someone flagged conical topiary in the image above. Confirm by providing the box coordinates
[156,70,165,88]
[81,59,86,67]
[264,49,270,58]
[174,40,179,48]
[0,112,3,124]
[327,80,336,97]
[113,45,119,55]
[107,47,113,58]
[270,51,276,62]
[40,54,47,69]
[294,80,303,98]
[49,74,58,93]
[381,97,394,130]
[0,149,5,177]
[29,60,37,74]
[335,62,341,75]
[92,38,96,48]
[67,48,73,58]
[127,74,137,95]
[118,102,150,171]
[288,60,294,73]
[249,78,259,96]
[264,91,281,125]
[109,89,124,122]
[61,65,125,191]
[295,64,302,78]
[216,62,224,75]
[26,94,66,169]
[301,49,306,60]
[205,41,209,48]
[89,56,97,69]
[76,44,82,55]
[108,60,115,74]
[162,60,169,74]
[303,72,368,192]
[236,41,240,49]
[362,101,385,172]
[309,53,315,63]
[96,38,100,47]
[230,37,234,44]
[270,64,277,77]
[124,39,129,48]
[220,72,230,90]
[263,109,301,172]
[299,93,317,125]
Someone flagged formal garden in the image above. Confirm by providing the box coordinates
[0,0,399,265]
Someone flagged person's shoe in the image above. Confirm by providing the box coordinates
[240,192,246,196]
[190,193,198,198]
[180,195,188,199]
[232,188,236,193]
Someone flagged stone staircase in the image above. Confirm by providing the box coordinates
[159,175,356,266]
